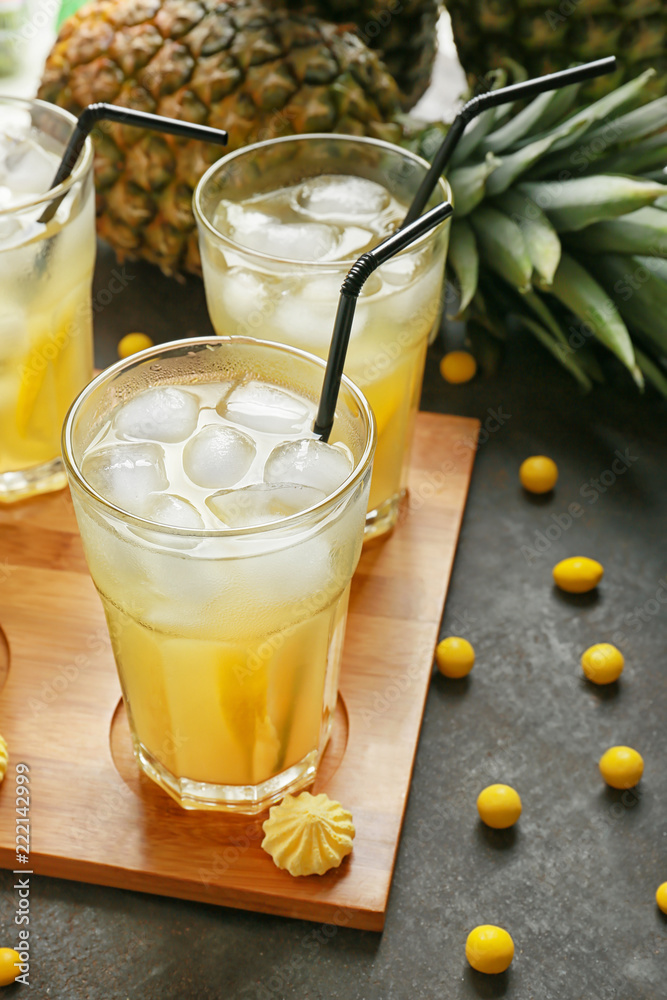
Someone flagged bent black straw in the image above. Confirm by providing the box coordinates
[314,200,454,442]
[402,56,617,227]
[39,102,228,224]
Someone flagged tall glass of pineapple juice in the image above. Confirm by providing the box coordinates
[0,96,95,502]
[194,135,451,539]
[63,337,375,813]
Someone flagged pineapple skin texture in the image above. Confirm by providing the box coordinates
[38,0,403,276]
[288,0,440,109]
[446,0,667,102]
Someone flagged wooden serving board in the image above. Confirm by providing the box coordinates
[0,412,478,931]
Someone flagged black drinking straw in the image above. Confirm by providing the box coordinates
[313,200,454,442]
[402,56,618,227]
[39,102,228,224]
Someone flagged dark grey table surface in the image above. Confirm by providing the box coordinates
[1,242,666,1000]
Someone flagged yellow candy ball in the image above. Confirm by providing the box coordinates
[477,784,522,829]
[0,949,22,987]
[553,556,604,594]
[581,643,624,684]
[519,455,558,494]
[656,882,667,915]
[118,332,154,359]
[435,636,475,678]
[599,746,644,789]
[466,925,514,975]
[440,351,477,384]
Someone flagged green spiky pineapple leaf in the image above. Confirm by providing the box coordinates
[536,253,642,385]
[431,63,667,396]
[447,154,501,216]
[586,254,667,354]
[516,316,593,392]
[518,176,667,232]
[447,220,479,317]
[635,349,667,397]
[469,206,533,293]
[569,207,667,256]
[484,119,588,196]
[478,84,582,155]
[497,190,561,286]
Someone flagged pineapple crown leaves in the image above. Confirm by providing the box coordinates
[428,65,667,396]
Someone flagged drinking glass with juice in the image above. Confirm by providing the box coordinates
[63,337,375,813]
[195,134,451,539]
[0,96,95,502]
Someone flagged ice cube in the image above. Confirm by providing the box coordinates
[0,215,24,249]
[295,175,389,219]
[206,483,326,528]
[219,381,311,435]
[183,424,256,489]
[380,254,419,286]
[113,387,199,443]
[271,275,370,350]
[4,137,59,197]
[264,439,353,496]
[224,201,339,261]
[142,493,205,530]
[216,266,270,326]
[249,221,338,261]
[82,443,168,514]
[336,225,377,259]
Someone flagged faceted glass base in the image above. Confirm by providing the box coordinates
[133,738,320,815]
[364,489,405,541]
[0,457,67,504]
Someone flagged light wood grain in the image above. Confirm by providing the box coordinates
[0,412,478,930]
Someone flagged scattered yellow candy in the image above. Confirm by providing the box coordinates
[581,643,624,685]
[435,636,475,678]
[519,455,558,494]
[0,735,7,783]
[466,925,514,974]
[440,350,477,384]
[599,746,644,789]
[553,556,604,594]
[477,784,522,829]
[0,949,21,987]
[656,882,667,915]
[262,792,355,876]
[118,332,154,359]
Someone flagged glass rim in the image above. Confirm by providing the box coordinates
[0,94,94,217]
[62,336,377,539]
[193,132,452,269]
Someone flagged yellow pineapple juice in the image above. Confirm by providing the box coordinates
[195,135,451,538]
[0,97,95,502]
[63,338,375,813]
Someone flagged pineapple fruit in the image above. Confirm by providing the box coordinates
[39,0,667,395]
[445,0,667,102]
[40,0,404,273]
[288,0,440,108]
